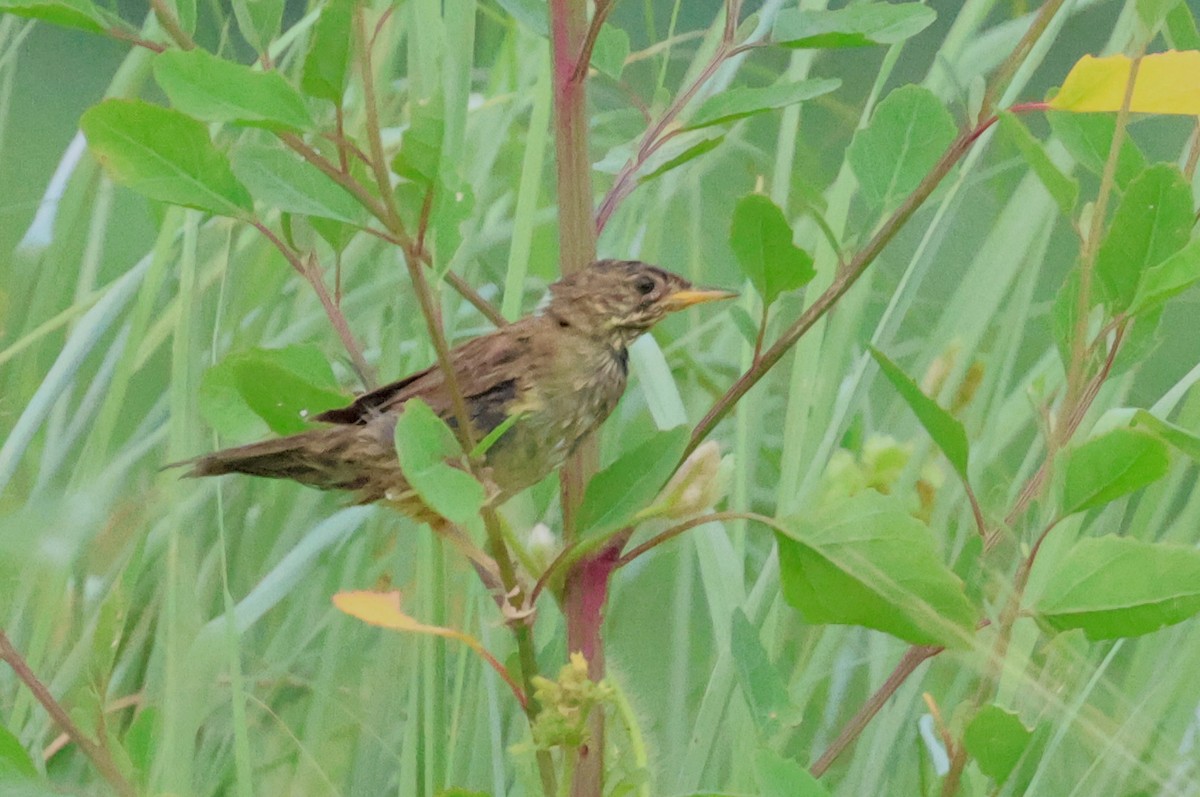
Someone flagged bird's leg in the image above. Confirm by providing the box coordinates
[433,519,537,625]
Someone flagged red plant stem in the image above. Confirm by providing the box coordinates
[0,630,137,797]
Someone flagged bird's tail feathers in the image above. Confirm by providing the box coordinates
[170,429,373,492]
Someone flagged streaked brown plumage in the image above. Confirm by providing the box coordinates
[179,260,734,516]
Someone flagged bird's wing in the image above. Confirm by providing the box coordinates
[313,321,538,425]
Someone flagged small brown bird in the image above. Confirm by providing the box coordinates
[181,260,735,517]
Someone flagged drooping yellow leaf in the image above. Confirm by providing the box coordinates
[333,590,448,636]
[1050,51,1200,115]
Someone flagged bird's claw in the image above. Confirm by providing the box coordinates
[499,585,536,626]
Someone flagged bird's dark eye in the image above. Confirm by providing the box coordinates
[634,276,656,296]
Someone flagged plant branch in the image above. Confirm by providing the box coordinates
[249,219,376,387]
[616,510,779,568]
[811,643,944,777]
[595,0,745,234]
[0,629,137,797]
[147,0,195,50]
[688,125,979,456]
[570,0,618,85]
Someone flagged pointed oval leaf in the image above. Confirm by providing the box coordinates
[153,48,314,131]
[231,144,363,222]
[754,748,831,797]
[1131,409,1200,462]
[776,492,977,648]
[683,79,841,131]
[0,722,37,778]
[301,0,354,102]
[996,112,1078,218]
[848,85,957,211]
[870,348,969,482]
[1062,428,1170,514]
[730,193,815,306]
[1046,110,1147,189]
[1130,237,1200,315]
[393,399,486,526]
[576,426,690,540]
[590,24,629,80]
[772,3,936,49]
[732,610,798,739]
[1049,51,1200,115]
[1095,163,1192,311]
[80,99,253,216]
[224,346,347,435]
[1034,536,1200,639]
[231,0,284,53]
[639,135,725,185]
[0,0,117,32]
[963,705,1035,785]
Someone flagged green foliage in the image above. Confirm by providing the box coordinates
[576,426,689,540]
[1035,536,1200,639]
[963,705,1034,784]
[776,492,977,648]
[729,193,815,305]
[199,345,345,436]
[772,2,936,49]
[1061,428,1170,515]
[230,144,363,223]
[1094,164,1192,311]
[153,48,314,131]
[683,79,841,131]
[847,85,958,211]
[753,748,830,797]
[393,399,486,527]
[10,1,1200,795]
[869,348,969,483]
[79,99,252,216]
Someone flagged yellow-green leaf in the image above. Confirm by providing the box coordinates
[1049,51,1200,115]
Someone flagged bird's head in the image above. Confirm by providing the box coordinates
[548,260,736,346]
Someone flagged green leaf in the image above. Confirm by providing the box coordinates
[231,144,363,223]
[393,399,486,527]
[963,705,1034,784]
[0,0,116,33]
[1095,164,1193,311]
[1129,236,1200,315]
[729,193,815,306]
[153,48,314,131]
[776,492,977,648]
[773,2,936,49]
[1046,111,1147,189]
[869,348,969,482]
[996,112,1078,218]
[392,97,445,186]
[200,345,344,436]
[301,0,355,103]
[576,426,690,540]
[847,85,957,211]
[1131,409,1200,462]
[80,99,253,216]
[590,24,629,80]
[683,79,841,131]
[231,0,284,53]
[1035,536,1200,640]
[731,609,799,740]
[1062,428,1170,514]
[753,748,831,797]
[230,351,348,436]
[639,135,725,184]
[0,722,36,778]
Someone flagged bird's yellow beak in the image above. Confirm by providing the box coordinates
[663,286,739,312]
